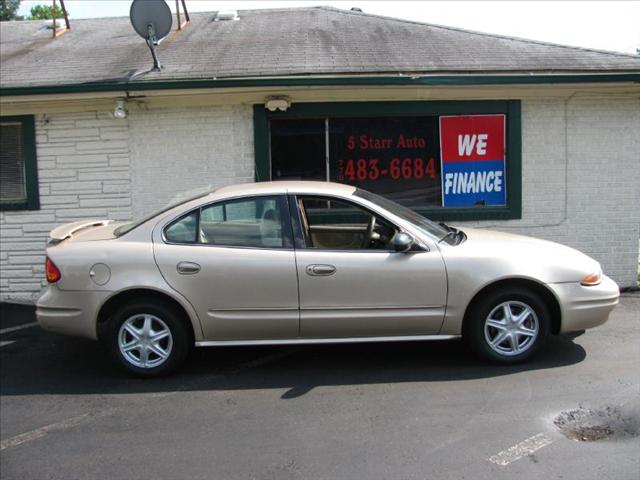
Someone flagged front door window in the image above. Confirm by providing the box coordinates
[297,196,397,250]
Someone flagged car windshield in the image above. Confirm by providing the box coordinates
[114,188,214,237]
[354,189,451,240]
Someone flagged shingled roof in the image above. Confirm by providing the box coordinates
[1,6,639,90]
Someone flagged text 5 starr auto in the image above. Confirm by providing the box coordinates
[37,181,620,376]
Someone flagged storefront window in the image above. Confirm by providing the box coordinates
[329,116,441,208]
[271,119,326,181]
[257,101,521,221]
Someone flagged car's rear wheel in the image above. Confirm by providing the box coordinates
[463,288,550,364]
[106,301,190,376]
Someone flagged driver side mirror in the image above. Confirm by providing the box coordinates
[391,232,414,252]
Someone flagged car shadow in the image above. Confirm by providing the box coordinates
[0,328,586,399]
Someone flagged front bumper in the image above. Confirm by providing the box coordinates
[36,285,110,340]
[549,275,620,333]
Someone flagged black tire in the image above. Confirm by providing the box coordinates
[105,300,191,377]
[463,287,550,364]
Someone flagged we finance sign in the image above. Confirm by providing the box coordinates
[439,115,506,207]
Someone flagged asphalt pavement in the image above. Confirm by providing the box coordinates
[1,294,638,480]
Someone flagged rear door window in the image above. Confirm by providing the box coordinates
[163,195,292,249]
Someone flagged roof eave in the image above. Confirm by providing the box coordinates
[1,72,639,97]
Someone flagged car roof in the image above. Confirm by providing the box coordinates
[213,181,357,198]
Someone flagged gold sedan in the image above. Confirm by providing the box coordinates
[37,182,619,376]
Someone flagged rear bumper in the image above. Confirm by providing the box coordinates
[549,275,620,333]
[36,285,109,340]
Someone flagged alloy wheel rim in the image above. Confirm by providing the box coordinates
[484,301,539,356]
[118,314,173,368]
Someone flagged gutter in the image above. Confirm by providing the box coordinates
[1,73,639,97]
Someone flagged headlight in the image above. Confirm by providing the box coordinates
[581,271,602,286]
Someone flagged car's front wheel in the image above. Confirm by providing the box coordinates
[463,288,550,364]
[106,301,190,376]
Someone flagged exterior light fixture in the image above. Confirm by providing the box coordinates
[113,99,128,119]
[265,96,291,112]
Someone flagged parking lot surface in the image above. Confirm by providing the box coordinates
[1,294,639,480]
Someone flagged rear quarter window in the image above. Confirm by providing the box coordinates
[164,212,198,243]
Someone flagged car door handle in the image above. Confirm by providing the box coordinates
[177,261,201,275]
[305,264,336,276]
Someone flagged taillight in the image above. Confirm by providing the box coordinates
[45,256,61,283]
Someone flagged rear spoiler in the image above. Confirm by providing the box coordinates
[48,219,113,245]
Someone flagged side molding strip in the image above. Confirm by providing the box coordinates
[195,334,460,347]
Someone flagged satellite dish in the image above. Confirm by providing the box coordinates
[130,0,173,71]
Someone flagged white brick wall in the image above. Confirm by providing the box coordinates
[0,105,255,302]
[1,111,134,302]
[1,97,638,303]
[128,105,254,219]
[462,96,640,287]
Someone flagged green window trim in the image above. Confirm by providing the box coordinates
[253,100,521,222]
[0,115,40,211]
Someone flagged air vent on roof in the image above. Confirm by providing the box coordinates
[215,10,239,21]
[351,7,363,12]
